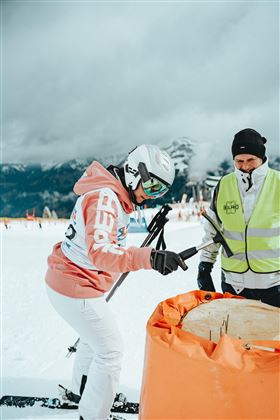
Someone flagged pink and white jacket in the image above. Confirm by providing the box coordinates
[45,161,152,298]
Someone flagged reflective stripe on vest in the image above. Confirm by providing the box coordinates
[217,169,280,273]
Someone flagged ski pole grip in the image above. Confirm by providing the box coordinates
[147,204,172,233]
[179,247,198,261]
[161,204,172,216]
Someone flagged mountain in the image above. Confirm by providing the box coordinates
[3,139,278,218]
[164,137,195,173]
[0,138,195,218]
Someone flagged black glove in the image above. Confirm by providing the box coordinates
[197,261,215,291]
[151,249,188,276]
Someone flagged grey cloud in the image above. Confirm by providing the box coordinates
[2,1,279,168]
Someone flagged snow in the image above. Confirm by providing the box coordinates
[1,213,222,419]
[1,164,27,174]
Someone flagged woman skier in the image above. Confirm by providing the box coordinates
[45,144,187,420]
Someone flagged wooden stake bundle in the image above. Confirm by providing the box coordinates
[181,298,280,343]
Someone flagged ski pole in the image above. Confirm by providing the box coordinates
[66,204,172,357]
[106,204,172,302]
[66,338,80,359]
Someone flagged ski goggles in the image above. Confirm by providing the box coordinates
[142,177,169,198]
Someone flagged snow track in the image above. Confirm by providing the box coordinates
[1,219,221,419]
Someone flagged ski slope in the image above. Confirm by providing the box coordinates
[1,215,222,420]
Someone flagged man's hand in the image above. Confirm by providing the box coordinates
[151,249,188,276]
[197,261,215,291]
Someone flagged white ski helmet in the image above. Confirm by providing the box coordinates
[124,144,175,197]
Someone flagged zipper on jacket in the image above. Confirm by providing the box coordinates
[244,225,251,270]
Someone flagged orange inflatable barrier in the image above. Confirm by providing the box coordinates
[139,290,280,419]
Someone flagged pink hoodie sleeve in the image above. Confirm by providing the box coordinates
[82,191,152,273]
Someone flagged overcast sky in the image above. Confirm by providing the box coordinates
[2,1,279,171]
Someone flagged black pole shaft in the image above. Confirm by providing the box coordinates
[106,215,169,302]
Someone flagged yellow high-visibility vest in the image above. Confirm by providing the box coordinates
[216,169,280,273]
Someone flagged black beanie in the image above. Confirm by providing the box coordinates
[232,128,267,160]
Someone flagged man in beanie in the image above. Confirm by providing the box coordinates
[197,128,280,307]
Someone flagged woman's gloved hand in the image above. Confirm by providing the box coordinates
[151,249,188,276]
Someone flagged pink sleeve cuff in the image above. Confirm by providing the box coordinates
[130,246,153,270]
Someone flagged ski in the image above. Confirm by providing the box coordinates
[0,395,76,410]
[0,390,139,414]
[110,416,127,420]
[58,384,139,414]
[112,393,139,414]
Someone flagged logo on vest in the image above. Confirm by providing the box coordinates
[223,201,239,214]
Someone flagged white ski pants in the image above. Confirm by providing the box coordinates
[46,286,123,420]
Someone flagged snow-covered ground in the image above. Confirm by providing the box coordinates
[1,214,221,420]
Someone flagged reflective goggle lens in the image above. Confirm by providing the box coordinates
[142,178,168,198]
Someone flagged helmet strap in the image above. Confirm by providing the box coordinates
[107,165,128,191]
[138,162,151,183]
[128,185,140,206]
[107,164,143,206]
